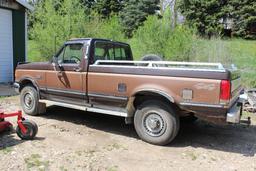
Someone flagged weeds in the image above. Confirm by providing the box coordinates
[0,147,13,154]
[24,154,49,171]
[183,151,198,161]
[75,149,97,157]
[59,166,68,171]
[104,143,127,151]
[107,165,118,171]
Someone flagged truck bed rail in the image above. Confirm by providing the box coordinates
[93,60,227,72]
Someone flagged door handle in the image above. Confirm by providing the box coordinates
[74,67,82,72]
[57,71,63,77]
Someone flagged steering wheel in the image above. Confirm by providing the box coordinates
[70,56,81,63]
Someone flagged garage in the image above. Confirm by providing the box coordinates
[0,0,33,83]
[0,8,13,83]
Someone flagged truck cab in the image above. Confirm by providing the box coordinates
[38,38,133,106]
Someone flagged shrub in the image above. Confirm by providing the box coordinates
[130,10,194,60]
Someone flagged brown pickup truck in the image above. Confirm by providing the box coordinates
[14,38,244,145]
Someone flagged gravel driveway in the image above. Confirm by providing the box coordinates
[1,96,256,171]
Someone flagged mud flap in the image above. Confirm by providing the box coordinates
[38,102,46,114]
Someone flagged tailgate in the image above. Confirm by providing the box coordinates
[229,69,242,106]
[226,68,244,123]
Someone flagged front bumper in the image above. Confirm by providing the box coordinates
[13,82,20,93]
[226,97,244,123]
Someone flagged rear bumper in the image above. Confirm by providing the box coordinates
[226,97,244,123]
[179,97,245,124]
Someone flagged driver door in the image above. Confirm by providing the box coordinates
[46,43,87,105]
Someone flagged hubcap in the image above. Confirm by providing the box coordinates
[24,93,34,109]
[143,113,165,137]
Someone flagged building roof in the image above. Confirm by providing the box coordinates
[15,0,34,11]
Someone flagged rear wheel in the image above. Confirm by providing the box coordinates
[134,100,179,145]
[20,85,39,116]
[16,120,38,140]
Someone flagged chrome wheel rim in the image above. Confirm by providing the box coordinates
[24,93,34,110]
[143,112,165,137]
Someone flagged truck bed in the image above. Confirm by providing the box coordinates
[91,60,236,80]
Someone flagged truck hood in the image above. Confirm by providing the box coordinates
[16,62,53,70]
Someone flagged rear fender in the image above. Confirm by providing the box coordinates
[126,89,175,117]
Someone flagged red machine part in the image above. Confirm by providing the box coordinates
[0,110,38,140]
[0,121,12,132]
[0,110,27,134]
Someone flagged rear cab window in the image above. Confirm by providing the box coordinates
[93,41,132,63]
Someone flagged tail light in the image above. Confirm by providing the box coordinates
[220,80,231,101]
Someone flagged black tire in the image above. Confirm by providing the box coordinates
[20,85,39,116]
[141,54,163,61]
[27,120,38,136]
[134,100,180,145]
[16,120,38,140]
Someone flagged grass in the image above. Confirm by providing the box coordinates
[190,38,256,88]
[107,165,118,171]
[24,153,49,171]
[188,151,197,161]
[182,150,198,161]
[104,143,127,151]
[0,147,13,154]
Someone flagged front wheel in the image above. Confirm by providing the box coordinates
[16,120,38,140]
[134,100,180,145]
[20,85,39,116]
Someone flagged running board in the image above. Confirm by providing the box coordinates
[40,100,128,117]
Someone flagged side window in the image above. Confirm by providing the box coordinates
[94,47,106,61]
[108,47,115,60]
[114,46,127,60]
[57,44,84,64]
[94,41,111,62]
[93,41,131,62]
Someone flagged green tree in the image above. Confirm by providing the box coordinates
[179,0,256,39]
[120,0,160,37]
[80,0,96,8]
[93,0,123,18]
[229,0,256,39]
[30,0,88,58]
[179,0,225,38]
[83,14,126,41]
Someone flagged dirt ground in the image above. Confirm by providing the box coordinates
[0,96,256,171]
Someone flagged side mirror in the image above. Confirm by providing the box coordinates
[52,56,58,64]
[52,56,62,72]
[52,56,62,66]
